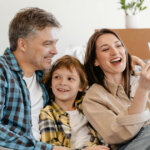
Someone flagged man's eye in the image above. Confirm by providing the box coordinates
[45,43,50,46]
[44,42,53,46]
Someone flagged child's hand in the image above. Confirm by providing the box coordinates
[53,146,70,150]
[85,145,110,150]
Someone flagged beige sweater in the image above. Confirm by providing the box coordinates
[83,75,150,149]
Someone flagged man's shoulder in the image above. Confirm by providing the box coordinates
[0,55,8,69]
[0,55,6,62]
[0,55,11,70]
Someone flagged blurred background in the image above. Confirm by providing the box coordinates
[0,0,150,61]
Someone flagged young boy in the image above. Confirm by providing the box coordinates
[39,55,109,150]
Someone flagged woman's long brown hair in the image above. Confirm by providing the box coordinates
[84,28,132,97]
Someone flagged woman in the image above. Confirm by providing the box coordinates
[82,29,150,150]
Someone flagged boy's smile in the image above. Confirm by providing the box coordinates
[52,67,82,111]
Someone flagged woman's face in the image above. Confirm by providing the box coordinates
[94,33,126,78]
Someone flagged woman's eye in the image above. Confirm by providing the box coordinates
[116,44,122,48]
[102,48,109,52]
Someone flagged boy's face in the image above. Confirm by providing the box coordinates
[51,67,82,110]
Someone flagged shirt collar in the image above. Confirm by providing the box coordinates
[51,101,68,116]
[104,77,124,96]
[4,48,44,81]
[51,97,83,117]
[3,48,22,72]
[36,70,45,83]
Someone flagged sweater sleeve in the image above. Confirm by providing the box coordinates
[82,84,150,144]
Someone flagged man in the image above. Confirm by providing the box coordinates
[0,7,68,150]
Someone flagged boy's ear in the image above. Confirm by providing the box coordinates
[79,86,83,92]
[79,89,82,92]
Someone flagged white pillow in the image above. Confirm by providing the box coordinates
[65,46,86,64]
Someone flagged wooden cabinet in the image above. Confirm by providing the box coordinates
[112,28,150,60]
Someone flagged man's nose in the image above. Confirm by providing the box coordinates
[50,44,58,55]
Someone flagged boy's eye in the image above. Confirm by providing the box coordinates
[68,77,74,81]
[54,75,60,79]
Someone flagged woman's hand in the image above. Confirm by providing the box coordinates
[128,61,150,115]
[139,61,150,91]
[131,55,145,71]
[85,145,110,150]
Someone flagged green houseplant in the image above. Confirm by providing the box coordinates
[119,0,147,16]
[119,0,147,28]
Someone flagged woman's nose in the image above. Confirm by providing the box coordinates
[111,47,118,55]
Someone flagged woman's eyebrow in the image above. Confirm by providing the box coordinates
[114,40,121,44]
[99,44,108,49]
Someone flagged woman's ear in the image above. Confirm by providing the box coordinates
[94,59,99,67]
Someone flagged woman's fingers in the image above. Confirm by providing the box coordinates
[139,61,150,90]
[141,61,150,76]
[131,55,145,70]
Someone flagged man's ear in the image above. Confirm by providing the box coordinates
[17,38,27,52]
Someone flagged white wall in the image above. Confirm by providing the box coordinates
[0,0,150,60]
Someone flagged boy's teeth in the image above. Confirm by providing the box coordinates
[58,88,67,92]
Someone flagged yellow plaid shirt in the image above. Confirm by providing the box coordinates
[39,97,102,149]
